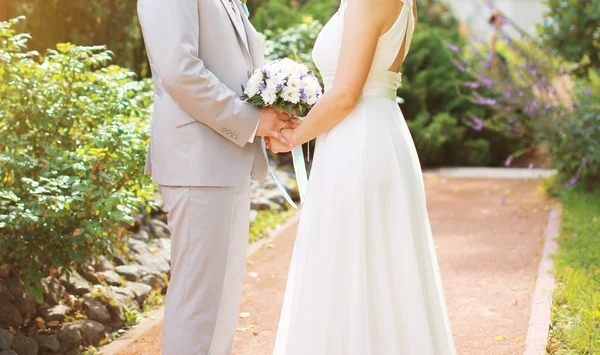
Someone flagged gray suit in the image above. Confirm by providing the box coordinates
[137,0,266,353]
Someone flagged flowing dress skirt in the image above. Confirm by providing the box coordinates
[273,96,457,355]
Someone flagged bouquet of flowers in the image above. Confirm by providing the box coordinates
[242,58,322,209]
[242,58,322,117]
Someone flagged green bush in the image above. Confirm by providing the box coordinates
[0,18,154,300]
[399,26,517,167]
[262,20,322,74]
[251,0,337,32]
[537,86,600,190]
[537,0,600,76]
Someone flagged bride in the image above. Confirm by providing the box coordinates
[266,0,457,353]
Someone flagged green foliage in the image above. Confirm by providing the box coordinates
[249,209,295,244]
[536,86,600,190]
[399,26,517,166]
[251,0,337,32]
[548,189,600,354]
[537,0,600,76]
[2,0,147,76]
[0,18,154,300]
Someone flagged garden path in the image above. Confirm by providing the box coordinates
[116,177,551,355]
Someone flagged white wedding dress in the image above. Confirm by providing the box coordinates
[273,1,457,354]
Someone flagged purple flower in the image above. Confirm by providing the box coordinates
[528,163,534,169]
[446,44,460,53]
[501,196,508,205]
[480,61,491,69]
[258,82,267,92]
[276,83,284,91]
[485,0,496,9]
[584,88,592,95]
[463,82,480,89]
[477,97,497,106]
[299,88,308,101]
[503,90,512,99]
[468,115,484,131]
[545,103,552,110]
[262,68,271,79]
[505,156,514,167]
[451,59,466,73]
[564,175,579,187]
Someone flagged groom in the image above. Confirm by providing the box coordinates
[137,0,294,354]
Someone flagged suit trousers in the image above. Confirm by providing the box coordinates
[160,181,251,355]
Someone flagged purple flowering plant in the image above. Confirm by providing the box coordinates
[447,1,576,164]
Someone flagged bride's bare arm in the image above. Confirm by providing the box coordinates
[286,0,400,148]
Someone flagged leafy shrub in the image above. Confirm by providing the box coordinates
[0,18,154,300]
[447,2,575,164]
[537,0,600,76]
[262,20,323,75]
[537,86,600,190]
[399,25,517,167]
[251,0,337,32]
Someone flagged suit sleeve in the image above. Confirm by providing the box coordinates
[137,0,260,147]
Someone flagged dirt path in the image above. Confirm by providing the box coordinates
[117,177,551,355]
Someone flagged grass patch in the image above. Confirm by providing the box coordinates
[249,208,296,244]
[547,188,600,354]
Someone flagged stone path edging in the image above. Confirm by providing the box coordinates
[524,205,560,355]
[98,213,300,355]
[424,167,557,180]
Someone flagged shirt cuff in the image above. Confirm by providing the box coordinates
[248,120,259,143]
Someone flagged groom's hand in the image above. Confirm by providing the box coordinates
[266,129,295,154]
[258,108,298,148]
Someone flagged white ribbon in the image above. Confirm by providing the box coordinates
[261,137,308,209]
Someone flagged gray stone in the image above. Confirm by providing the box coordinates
[263,189,287,206]
[93,256,114,273]
[251,197,282,211]
[0,350,17,355]
[10,334,37,355]
[40,305,70,323]
[124,282,152,306]
[127,238,151,256]
[114,265,146,282]
[3,278,24,301]
[102,288,138,312]
[74,320,105,346]
[82,296,111,325]
[41,277,64,306]
[0,329,13,350]
[112,254,126,266]
[57,325,81,353]
[0,281,14,303]
[59,271,92,296]
[107,306,125,330]
[97,271,122,287]
[79,269,102,286]
[141,274,166,291]
[35,335,59,353]
[0,296,22,328]
[131,230,150,242]
[11,295,30,321]
[137,254,170,276]
[149,219,171,239]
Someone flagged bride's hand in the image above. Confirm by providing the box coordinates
[266,128,295,154]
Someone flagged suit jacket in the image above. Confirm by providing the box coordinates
[138,0,267,186]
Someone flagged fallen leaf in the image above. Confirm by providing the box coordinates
[47,321,60,327]
[454,187,462,192]
[495,335,507,341]
[512,298,519,305]
[236,327,248,332]
[249,272,259,278]
[35,317,45,324]
[515,339,523,345]
[240,312,251,318]
[480,281,487,286]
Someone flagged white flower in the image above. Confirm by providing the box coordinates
[281,85,301,104]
